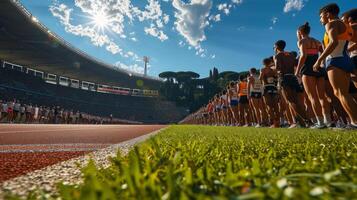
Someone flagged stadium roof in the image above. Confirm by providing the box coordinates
[0,0,162,89]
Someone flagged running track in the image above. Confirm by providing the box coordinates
[0,124,166,182]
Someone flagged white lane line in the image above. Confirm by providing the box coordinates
[0,143,111,153]
[0,127,166,197]
[0,143,112,147]
[0,127,123,134]
[0,148,100,153]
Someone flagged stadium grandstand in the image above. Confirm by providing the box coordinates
[0,0,188,124]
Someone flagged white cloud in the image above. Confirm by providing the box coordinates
[217,3,230,15]
[216,0,242,16]
[172,0,212,55]
[136,0,169,41]
[209,14,221,22]
[49,0,171,75]
[272,17,278,24]
[283,0,304,13]
[210,54,216,59]
[178,40,185,47]
[115,61,145,74]
[50,3,124,55]
[144,24,168,41]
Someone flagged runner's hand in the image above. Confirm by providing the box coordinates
[313,59,322,72]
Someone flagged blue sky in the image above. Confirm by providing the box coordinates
[22,0,355,78]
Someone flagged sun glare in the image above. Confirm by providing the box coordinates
[92,11,109,30]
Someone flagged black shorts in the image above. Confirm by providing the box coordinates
[352,56,357,70]
[203,113,208,117]
[282,75,304,93]
[264,85,278,95]
[349,81,357,94]
[238,96,248,104]
[250,92,262,98]
[301,55,326,77]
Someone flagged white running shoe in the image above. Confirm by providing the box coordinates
[310,123,327,129]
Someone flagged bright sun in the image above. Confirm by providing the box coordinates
[92,12,109,29]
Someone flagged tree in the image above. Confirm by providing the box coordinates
[159,71,177,83]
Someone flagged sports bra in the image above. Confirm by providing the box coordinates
[304,38,320,55]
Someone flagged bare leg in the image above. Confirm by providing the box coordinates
[328,67,357,124]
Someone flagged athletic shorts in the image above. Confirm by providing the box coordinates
[349,81,357,94]
[352,56,357,70]
[203,113,208,117]
[221,106,228,110]
[230,99,238,107]
[250,92,262,99]
[301,55,326,77]
[326,55,355,73]
[282,74,304,93]
[264,85,278,95]
[238,96,248,104]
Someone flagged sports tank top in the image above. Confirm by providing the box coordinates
[238,82,248,97]
[250,75,263,93]
[323,20,352,59]
[230,87,238,99]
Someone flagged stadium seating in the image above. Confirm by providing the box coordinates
[0,68,187,123]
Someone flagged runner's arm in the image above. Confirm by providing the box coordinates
[296,40,307,76]
[348,24,357,51]
[317,22,339,63]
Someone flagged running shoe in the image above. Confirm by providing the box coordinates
[288,124,297,129]
[255,124,261,128]
[310,123,327,129]
[345,123,357,130]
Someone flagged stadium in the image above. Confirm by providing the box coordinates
[0,0,356,199]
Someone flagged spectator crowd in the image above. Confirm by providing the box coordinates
[0,98,133,124]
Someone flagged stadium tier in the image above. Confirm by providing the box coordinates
[0,66,187,123]
[0,0,162,90]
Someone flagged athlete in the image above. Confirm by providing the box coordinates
[295,22,332,128]
[260,58,280,127]
[237,75,250,126]
[220,90,229,125]
[313,3,357,128]
[274,40,309,127]
[228,81,239,125]
[248,68,267,127]
[343,9,357,101]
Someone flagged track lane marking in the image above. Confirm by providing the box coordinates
[0,127,137,134]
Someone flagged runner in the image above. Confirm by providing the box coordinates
[274,40,309,127]
[227,81,239,125]
[343,9,357,101]
[295,22,332,128]
[313,3,357,128]
[248,68,267,127]
[237,74,250,126]
[260,58,280,127]
[220,90,229,125]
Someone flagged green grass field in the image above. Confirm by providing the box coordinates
[19,126,357,199]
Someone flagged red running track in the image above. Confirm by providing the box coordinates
[0,124,166,182]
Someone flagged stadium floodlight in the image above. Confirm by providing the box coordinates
[143,56,149,76]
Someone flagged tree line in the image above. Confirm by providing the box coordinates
[159,67,249,113]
